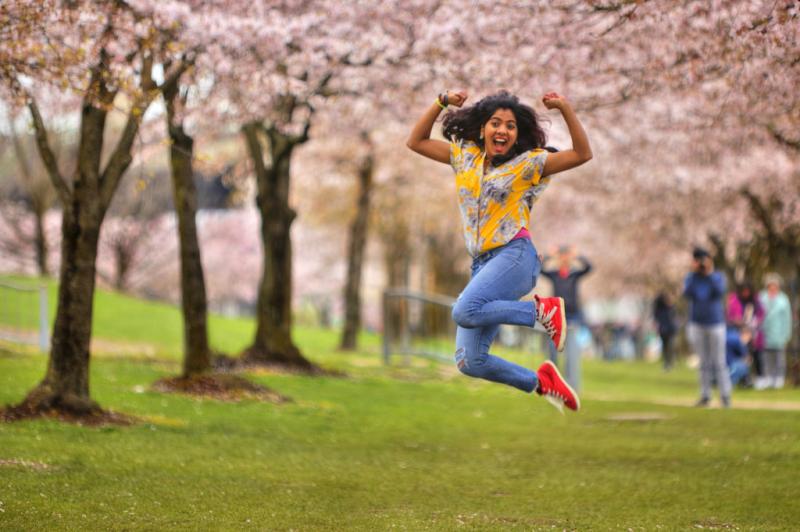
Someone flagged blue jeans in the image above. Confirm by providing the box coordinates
[729,359,749,386]
[687,323,731,401]
[452,238,540,393]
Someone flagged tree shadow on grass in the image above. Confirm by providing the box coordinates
[213,352,347,378]
[0,402,136,427]
[152,373,291,403]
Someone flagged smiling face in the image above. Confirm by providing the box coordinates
[481,108,518,159]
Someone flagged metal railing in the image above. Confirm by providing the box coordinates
[382,287,547,365]
[0,280,49,352]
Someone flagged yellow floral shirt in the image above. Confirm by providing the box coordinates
[450,140,550,257]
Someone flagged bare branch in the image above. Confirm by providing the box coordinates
[26,95,71,204]
[587,0,644,13]
[242,121,268,178]
[8,116,34,183]
[98,45,164,211]
[599,3,639,36]
[296,118,312,145]
[767,123,800,153]
[740,187,778,242]
[158,52,196,95]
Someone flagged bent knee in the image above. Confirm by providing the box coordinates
[452,301,479,328]
[454,347,474,376]
[455,347,483,377]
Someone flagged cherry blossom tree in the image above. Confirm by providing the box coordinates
[1,0,796,396]
[1,0,190,417]
[201,0,419,369]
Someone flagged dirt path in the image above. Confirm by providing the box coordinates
[586,392,800,411]
[1,328,160,358]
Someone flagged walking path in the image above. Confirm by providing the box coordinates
[586,392,800,411]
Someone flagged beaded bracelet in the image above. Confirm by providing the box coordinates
[435,97,447,110]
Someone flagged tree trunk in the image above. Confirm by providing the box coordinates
[8,50,183,419]
[19,191,103,414]
[113,241,132,291]
[790,264,800,386]
[381,214,411,348]
[241,122,317,371]
[33,202,48,276]
[9,117,51,277]
[421,231,468,337]
[340,134,374,350]
[165,85,211,377]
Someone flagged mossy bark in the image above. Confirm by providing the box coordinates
[241,121,318,372]
[164,82,211,378]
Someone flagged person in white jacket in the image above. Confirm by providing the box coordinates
[757,273,793,389]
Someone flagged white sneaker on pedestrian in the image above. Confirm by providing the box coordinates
[754,377,770,390]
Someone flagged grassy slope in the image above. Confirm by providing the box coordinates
[1,275,799,530]
[0,274,377,357]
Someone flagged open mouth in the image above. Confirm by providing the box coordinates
[493,137,508,151]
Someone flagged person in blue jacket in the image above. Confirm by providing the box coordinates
[726,325,750,387]
[683,247,731,407]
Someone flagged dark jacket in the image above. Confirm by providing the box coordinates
[542,256,592,318]
[653,295,677,336]
[683,271,726,325]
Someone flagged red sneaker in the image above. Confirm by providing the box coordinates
[535,295,566,352]
[536,361,580,412]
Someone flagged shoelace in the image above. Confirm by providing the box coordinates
[539,370,568,414]
[538,301,558,338]
[543,392,566,414]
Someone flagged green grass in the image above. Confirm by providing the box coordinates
[1,274,800,530]
[0,274,379,359]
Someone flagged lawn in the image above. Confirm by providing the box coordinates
[1,275,799,530]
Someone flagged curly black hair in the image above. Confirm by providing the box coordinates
[442,90,548,166]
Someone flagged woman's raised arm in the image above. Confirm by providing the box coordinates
[540,92,593,177]
[406,90,467,165]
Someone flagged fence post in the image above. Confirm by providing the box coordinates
[38,285,49,352]
[382,290,391,365]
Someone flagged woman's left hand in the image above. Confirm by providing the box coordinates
[542,92,569,110]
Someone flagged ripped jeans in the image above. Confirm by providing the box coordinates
[452,238,540,393]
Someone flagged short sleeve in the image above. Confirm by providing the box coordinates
[521,149,548,184]
[450,139,464,173]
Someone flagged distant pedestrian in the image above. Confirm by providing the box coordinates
[542,246,592,391]
[683,247,731,407]
[757,273,793,390]
[653,292,678,371]
[726,282,764,381]
[726,325,750,387]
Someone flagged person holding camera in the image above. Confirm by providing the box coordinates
[683,247,731,407]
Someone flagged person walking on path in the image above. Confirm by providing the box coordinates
[653,292,678,371]
[406,89,593,412]
[757,273,793,389]
[683,247,732,407]
[541,247,592,390]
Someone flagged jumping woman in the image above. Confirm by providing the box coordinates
[406,89,592,412]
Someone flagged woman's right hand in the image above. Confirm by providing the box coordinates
[446,90,468,108]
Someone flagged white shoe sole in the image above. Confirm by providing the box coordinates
[541,360,580,412]
[555,298,567,352]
